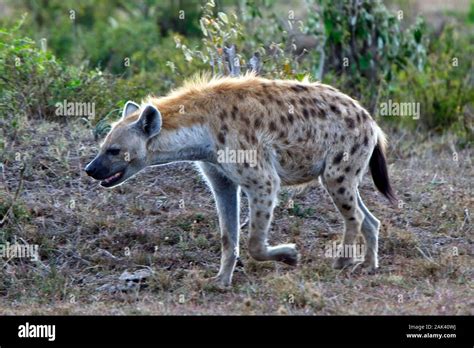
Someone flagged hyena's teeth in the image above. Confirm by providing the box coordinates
[104,171,122,183]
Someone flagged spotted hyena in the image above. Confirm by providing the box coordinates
[85,74,396,286]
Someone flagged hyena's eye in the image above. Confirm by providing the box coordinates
[107,148,120,156]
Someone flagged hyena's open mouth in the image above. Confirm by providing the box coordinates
[100,170,124,187]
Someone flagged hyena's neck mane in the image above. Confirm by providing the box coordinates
[145,73,267,130]
[137,73,269,165]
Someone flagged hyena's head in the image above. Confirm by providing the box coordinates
[85,101,162,188]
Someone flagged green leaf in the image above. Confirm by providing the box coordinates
[359,53,371,70]
[218,12,228,24]
[414,28,422,43]
[199,19,208,37]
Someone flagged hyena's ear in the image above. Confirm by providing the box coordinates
[136,104,162,137]
[122,101,140,119]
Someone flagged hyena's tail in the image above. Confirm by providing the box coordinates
[369,126,397,203]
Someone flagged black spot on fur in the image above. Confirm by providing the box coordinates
[254,117,262,128]
[355,168,361,175]
[291,84,309,92]
[344,166,351,173]
[342,204,351,211]
[231,106,238,120]
[302,108,309,119]
[217,132,226,144]
[301,96,310,104]
[333,152,344,165]
[338,187,346,194]
[351,143,360,155]
[287,113,294,124]
[330,105,340,114]
[363,135,369,146]
[269,121,277,132]
[344,117,355,129]
[265,212,271,219]
[222,234,229,249]
[336,175,345,183]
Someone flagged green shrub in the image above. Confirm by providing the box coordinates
[2,0,203,73]
[1,0,471,142]
[383,24,473,142]
[0,18,118,125]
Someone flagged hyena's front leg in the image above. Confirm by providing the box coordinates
[244,170,298,265]
[199,163,240,286]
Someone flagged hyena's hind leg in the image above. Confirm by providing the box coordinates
[356,190,380,270]
[199,163,240,286]
[322,165,364,270]
[242,165,298,265]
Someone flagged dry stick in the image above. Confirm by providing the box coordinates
[224,45,240,77]
[0,165,26,227]
[0,162,11,196]
[248,52,262,75]
[415,246,439,265]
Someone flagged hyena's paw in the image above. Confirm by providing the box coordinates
[275,244,299,266]
[332,257,355,270]
[351,259,378,275]
[208,273,232,290]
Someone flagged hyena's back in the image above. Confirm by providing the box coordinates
[205,76,382,187]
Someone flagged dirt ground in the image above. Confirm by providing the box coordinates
[0,118,472,315]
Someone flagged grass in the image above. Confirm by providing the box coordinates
[0,118,472,315]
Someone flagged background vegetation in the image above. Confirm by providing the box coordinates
[1,0,472,141]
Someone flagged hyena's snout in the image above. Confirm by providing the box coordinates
[84,157,104,179]
[84,156,128,188]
